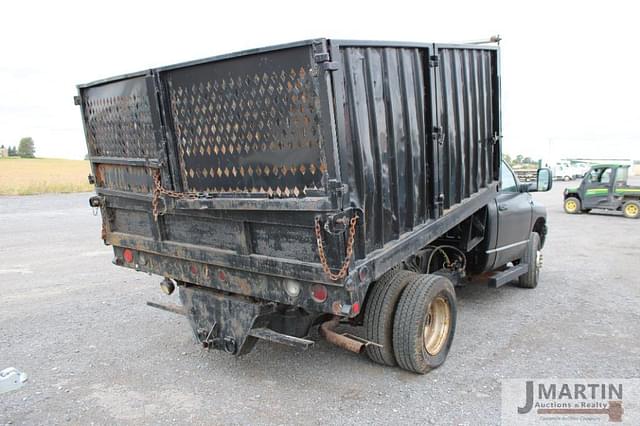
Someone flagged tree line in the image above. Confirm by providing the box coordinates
[1,137,36,158]
[503,154,537,167]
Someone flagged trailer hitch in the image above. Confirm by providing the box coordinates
[197,321,236,353]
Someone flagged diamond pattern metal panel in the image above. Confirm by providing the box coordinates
[83,77,157,158]
[165,47,326,197]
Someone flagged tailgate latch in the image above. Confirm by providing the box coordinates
[323,208,360,235]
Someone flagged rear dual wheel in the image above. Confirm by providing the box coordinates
[364,270,457,374]
[363,270,416,366]
[393,274,457,374]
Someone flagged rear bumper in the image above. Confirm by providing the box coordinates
[112,245,362,318]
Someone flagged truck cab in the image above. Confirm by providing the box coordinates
[460,161,551,288]
[563,164,640,218]
[487,161,550,270]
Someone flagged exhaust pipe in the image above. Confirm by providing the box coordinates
[320,317,365,354]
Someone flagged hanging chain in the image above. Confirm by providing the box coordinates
[152,170,199,220]
[315,214,359,281]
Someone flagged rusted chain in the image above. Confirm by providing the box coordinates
[152,170,198,220]
[315,214,359,281]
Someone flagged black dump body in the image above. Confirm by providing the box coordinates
[78,39,501,352]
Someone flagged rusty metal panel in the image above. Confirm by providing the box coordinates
[433,46,500,210]
[160,46,327,197]
[95,164,153,193]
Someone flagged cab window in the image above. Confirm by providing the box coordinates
[599,168,613,184]
[586,169,599,182]
[615,167,628,184]
[501,162,518,192]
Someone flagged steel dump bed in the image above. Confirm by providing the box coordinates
[78,39,501,317]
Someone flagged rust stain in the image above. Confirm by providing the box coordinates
[231,276,251,295]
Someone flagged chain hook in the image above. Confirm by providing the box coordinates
[315,214,359,281]
[152,170,198,220]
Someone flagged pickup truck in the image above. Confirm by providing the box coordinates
[77,38,551,374]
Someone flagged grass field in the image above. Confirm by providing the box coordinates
[0,158,93,195]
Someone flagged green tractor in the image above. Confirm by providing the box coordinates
[563,164,640,218]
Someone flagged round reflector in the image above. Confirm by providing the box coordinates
[311,284,328,303]
[123,249,134,263]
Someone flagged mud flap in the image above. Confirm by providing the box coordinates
[179,286,275,356]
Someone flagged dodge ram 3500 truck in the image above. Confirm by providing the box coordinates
[77,38,551,374]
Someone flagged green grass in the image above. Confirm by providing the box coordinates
[0,158,93,195]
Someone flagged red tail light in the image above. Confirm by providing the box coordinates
[311,284,328,303]
[123,249,134,263]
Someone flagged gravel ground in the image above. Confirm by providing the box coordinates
[1,180,639,425]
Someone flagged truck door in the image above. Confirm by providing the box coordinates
[582,167,615,209]
[491,162,533,268]
[612,166,630,207]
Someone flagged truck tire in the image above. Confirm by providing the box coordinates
[622,200,640,219]
[563,197,581,214]
[392,274,457,374]
[517,232,541,288]
[364,270,416,366]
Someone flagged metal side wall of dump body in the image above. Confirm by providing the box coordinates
[78,39,500,318]
[328,40,500,281]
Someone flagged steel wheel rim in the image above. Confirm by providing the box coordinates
[423,296,451,356]
[566,200,577,212]
[626,204,638,216]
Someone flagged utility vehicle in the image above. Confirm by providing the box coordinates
[564,164,640,218]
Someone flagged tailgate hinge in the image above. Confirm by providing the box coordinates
[313,40,340,71]
[314,52,330,63]
[327,178,348,210]
[492,132,502,144]
[320,61,339,71]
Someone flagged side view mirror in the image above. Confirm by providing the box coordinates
[533,168,553,192]
[519,183,532,193]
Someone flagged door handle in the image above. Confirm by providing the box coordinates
[498,204,508,211]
